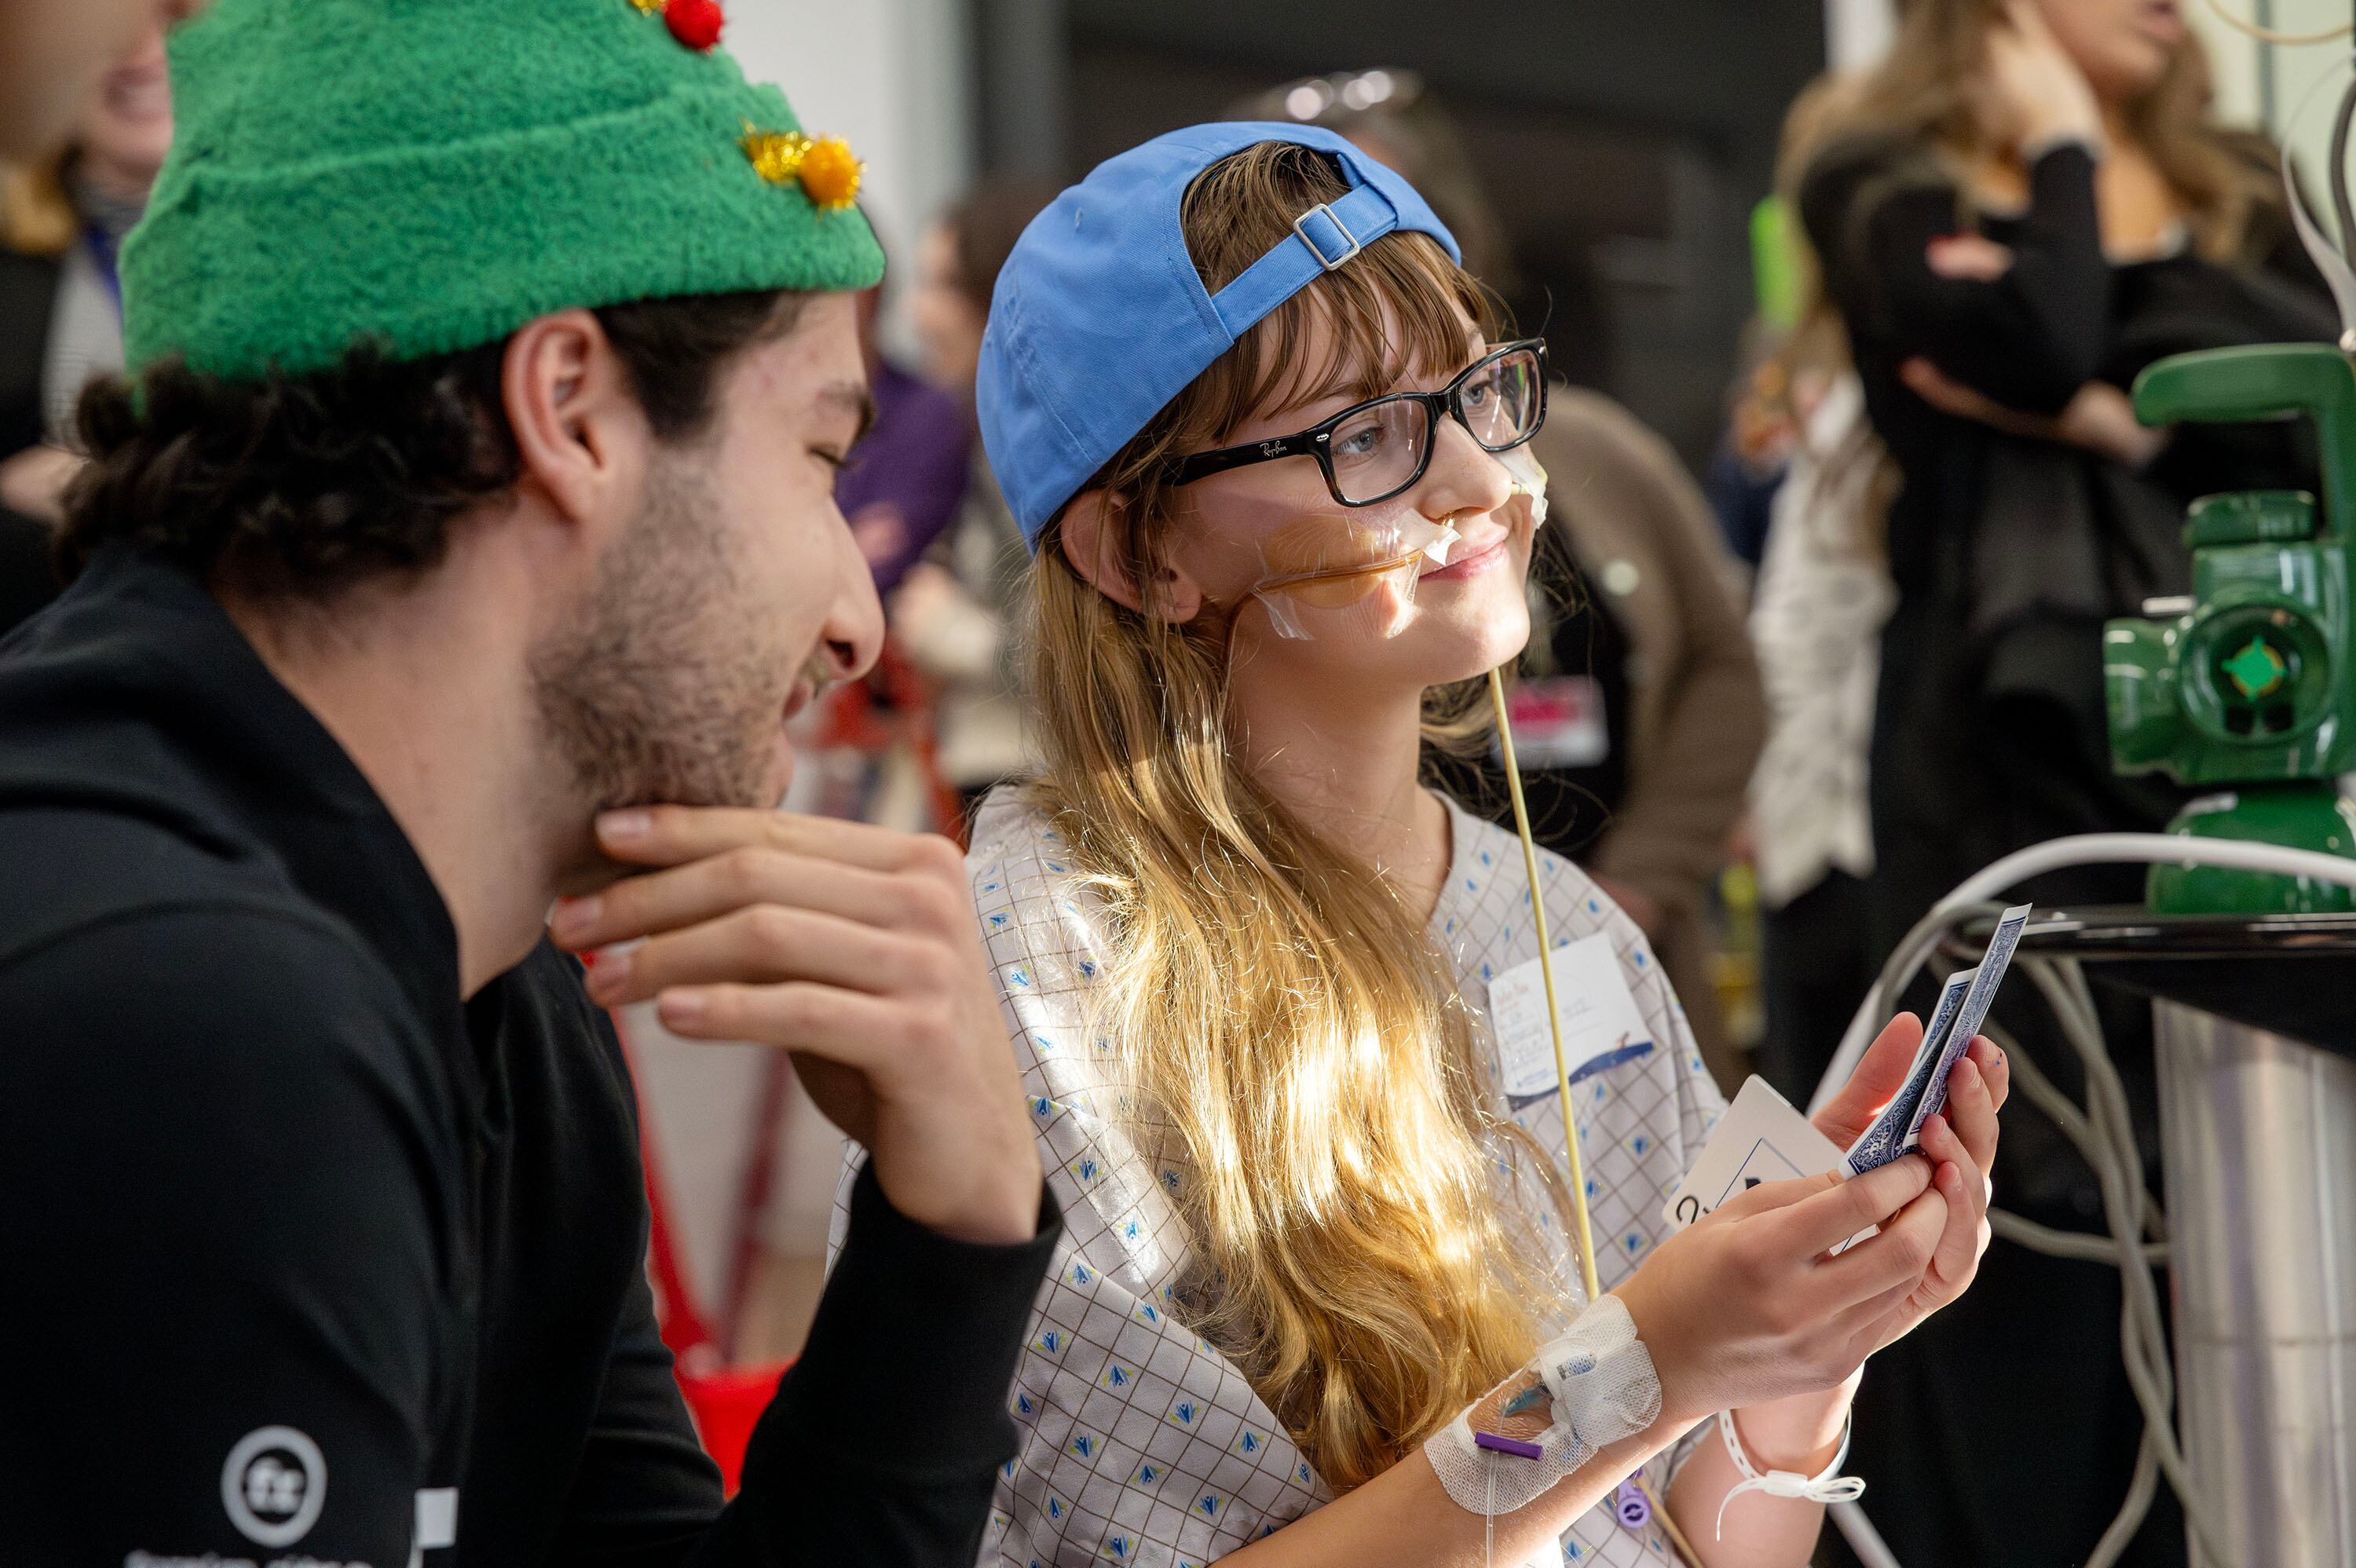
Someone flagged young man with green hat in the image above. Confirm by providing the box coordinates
[0,1,1055,1562]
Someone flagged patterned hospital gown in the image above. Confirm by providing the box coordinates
[829,787,1729,1567]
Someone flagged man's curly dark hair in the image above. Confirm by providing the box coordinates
[59,289,800,598]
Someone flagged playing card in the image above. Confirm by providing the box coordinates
[1900,903,2031,1146]
[1842,967,1973,1177]
[1663,1074,1846,1232]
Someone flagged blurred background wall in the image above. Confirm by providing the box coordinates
[739,0,1827,470]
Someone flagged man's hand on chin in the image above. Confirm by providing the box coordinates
[553,806,1041,1245]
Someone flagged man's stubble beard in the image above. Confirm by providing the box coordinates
[529,454,790,815]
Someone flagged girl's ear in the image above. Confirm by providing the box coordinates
[1059,489,1205,623]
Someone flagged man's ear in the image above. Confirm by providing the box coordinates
[1059,489,1204,623]
[501,309,646,530]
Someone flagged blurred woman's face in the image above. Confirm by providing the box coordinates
[76,23,173,190]
[2029,0,2186,103]
[911,221,985,397]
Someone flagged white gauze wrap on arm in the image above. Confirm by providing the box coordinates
[1422,1294,1663,1515]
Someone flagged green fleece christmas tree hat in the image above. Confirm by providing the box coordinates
[121,0,885,380]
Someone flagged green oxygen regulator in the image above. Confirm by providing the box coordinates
[2105,342,2356,913]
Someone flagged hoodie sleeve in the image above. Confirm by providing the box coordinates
[0,905,452,1566]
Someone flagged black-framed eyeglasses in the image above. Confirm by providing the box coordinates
[1168,339,1548,507]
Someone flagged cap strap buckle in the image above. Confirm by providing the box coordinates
[1208,181,1398,341]
[1292,203,1362,271]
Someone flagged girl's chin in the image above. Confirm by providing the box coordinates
[1399,620,1533,689]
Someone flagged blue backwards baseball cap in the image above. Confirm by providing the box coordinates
[976,122,1461,550]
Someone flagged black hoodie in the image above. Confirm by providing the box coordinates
[0,546,1059,1566]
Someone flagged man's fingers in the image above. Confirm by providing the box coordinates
[1778,1154,1933,1255]
[594,805,961,875]
[1812,1011,1924,1148]
[653,980,905,1067]
[587,905,920,1007]
[554,847,954,951]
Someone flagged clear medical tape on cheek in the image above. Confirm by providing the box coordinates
[1228,444,1552,643]
[1242,502,1461,642]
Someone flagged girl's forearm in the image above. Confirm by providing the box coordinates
[1666,1380,1856,1568]
[1216,1418,1692,1568]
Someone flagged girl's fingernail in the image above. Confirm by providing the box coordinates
[551,896,600,941]
[659,989,706,1026]
[599,810,652,842]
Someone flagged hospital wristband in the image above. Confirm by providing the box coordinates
[1711,1408,1864,1540]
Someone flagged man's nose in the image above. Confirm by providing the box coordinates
[820,536,886,685]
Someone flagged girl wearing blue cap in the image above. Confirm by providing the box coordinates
[832,126,2009,1567]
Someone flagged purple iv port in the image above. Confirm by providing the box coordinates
[1613,1481,1652,1529]
[1472,1431,1546,1461]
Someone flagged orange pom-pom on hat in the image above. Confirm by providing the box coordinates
[796,135,862,210]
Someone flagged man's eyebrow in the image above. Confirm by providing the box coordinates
[820,380,878,444]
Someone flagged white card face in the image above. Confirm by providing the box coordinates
[1663,1075,1846,1232]
[1489,932,1653,1101]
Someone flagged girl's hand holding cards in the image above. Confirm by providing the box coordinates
[1622,1009,2010,1421]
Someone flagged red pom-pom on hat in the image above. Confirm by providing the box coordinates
[665,0,724,51]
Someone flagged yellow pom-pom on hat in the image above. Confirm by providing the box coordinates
[741,125,862,212]
[742,127,810,185]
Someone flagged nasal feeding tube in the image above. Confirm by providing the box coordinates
[1224,443,1701,1563]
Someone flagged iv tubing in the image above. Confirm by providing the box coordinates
[1808,832,2356,1116]
[1488,665,1602,1303]
[1800,832,2356,1568]
[1487,667,1702,1568]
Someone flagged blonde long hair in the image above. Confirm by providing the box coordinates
[1019,141,1568,1490]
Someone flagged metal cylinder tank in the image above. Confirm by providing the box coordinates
[2154,1000,2356,1566]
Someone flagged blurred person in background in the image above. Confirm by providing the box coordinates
[1743,82,1899,1122]
[0,0,169,160]
[1,15,174,634]
[1742,364,1893,1113]
[1791,1,2335,1561]
[896,178,1060,811]
[1260,75,1768,1089]
[1232,71,1612,408]
[840,280,970,597]
[780,277,974,834]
